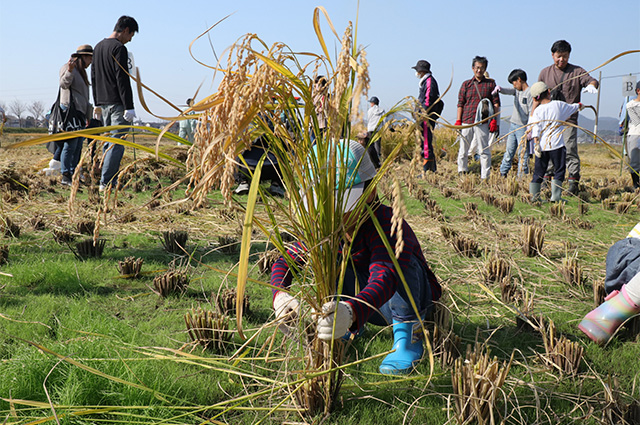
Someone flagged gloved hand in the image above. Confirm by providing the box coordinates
[273,291,300,320]
[317,301,354,341]
[491,85,502,96]
[455,119,462,126]
[489,118,498,133]
[93,107,102,121]
[582,85,598,94]
[124,109,137,122]
[534,143,542,158]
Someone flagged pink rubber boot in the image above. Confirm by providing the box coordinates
[578,285,640,345]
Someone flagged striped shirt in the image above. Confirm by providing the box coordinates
[270,204,441,327]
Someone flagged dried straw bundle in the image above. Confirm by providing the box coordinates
[257,248,281,275]
[499,177,519,197]
[217,235,240,255]
[217,287,250,316]
[53,228,74,244]
[495,197,514,214]
[593,279,606,307]
[76,219,95,235]
[451,343,512,425]
[484,254,510,283]
[479,192,495,207]
[602,198,615,210]
[161,230,188,254]
[451,235,479,257]
[0,245,8,266]
[153,269,190,297]
[117,256,144,279]
[549,202,564,218]
[560,256,583,286]
[184,307,232,352]
[464,202,478,217]
[440,225,458,241]
[538,318,583,376]
[578,201,589,215]
[522,222,544,257]
[1,216,20,238]
[75,238,106,260]
[460,174,477,193]
[616,201,633,214]
[499,276,519,303]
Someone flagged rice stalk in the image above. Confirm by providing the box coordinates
[522,222,544,257]
[153,268,190,297]
[161,230,189,254]
[184,306,232,352]
[560,254,583,287]
[578,200,589,215]
[616,201,633,214]
[483,253,510,283]
[538,317,583,376]
[74,238,106,260]
[217,287,250,316]
[451,234,479,257]
[549,202,564,218]
[116,256,144,279]
[451,342,513,425]
[593,279,606,307]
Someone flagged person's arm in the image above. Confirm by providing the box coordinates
[114,46,135,110]
[59,62,74,90]
[456,83,466,125]
[499,87,516,96]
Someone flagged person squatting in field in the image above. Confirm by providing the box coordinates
[270,139,442,375]
[579,221,640,345]
[527,81,585,203]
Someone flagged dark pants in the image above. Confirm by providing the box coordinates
[532,146,566,184]
[365,131,381,169]
[605,237,640,294]
[340,255,434,326]
[422,121,436,172]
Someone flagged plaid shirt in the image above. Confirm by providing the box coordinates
[457,77,500,124]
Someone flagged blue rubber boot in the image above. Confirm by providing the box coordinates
[379,320,424,375]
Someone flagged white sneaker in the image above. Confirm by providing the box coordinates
[234,182,250,195]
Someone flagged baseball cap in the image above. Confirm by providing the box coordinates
[306,139,377,212]
[369,96,379,105]
[530,81,549,98]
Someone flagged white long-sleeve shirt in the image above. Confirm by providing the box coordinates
[529,101,580,151]
[367,104,385,132]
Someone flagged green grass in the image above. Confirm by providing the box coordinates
[1,141,640,424]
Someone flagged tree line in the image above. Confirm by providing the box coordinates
[0,99,47,128]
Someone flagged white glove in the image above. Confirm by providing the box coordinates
[273,291,300,320]
[582,85,598,94]
[534,143,542,158]
[491,85,502,96]
[317,301,354,341]
[123,109,137,122]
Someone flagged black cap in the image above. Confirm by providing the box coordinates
[368,96,379,105]
[412,60,431,73]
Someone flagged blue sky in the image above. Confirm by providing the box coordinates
[1,0,639,124]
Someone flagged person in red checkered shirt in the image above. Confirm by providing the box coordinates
[455,56,500,179]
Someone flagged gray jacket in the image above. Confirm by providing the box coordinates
[59,62,92,118]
